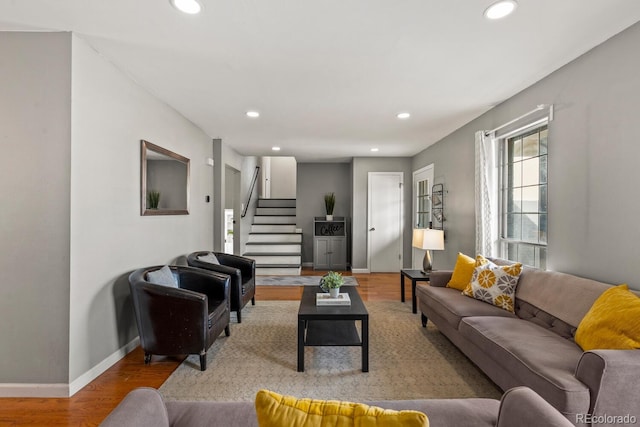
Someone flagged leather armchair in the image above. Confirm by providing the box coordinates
[128,265,231,371]
[187,251,256,323]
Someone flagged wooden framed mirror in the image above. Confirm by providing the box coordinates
[141,140,190,216]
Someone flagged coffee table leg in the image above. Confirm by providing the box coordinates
[297,319,305,372]
[362,317,369,373]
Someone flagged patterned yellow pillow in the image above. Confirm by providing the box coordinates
[446,252,476,291]
[462,255,522,313]
[255,389,429,427]
[575,284,640,351]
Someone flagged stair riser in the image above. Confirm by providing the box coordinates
[246,244,301,253]
[252,255,301,264]
[258,199,296,208]
[248,234,302,243]
[253,216,296,224]
[251,224,297,233]
[256,267,302,276]
[255,207,296,216]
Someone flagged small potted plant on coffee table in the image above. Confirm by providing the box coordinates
[321,271,344,298]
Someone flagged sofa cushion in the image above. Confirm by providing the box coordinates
[463,256,522,313]
[515,269,610,329]
[575,284,640,351]
[446,252,476,291]
[458,316,590,415]
[255,389,429,427]
[416,285,515,330]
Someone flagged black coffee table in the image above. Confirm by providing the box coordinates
[297,286,369,372]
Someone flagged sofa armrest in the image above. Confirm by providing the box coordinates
[496,387,574,427]
[575,350,640,421]
[100,388,169,427]
[429,270,453,287]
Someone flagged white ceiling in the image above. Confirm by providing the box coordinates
[2,1,640,162]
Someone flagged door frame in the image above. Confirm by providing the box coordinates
[412,164,434,269]
[366,171,404,272]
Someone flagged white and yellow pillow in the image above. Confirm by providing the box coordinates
[462,255,522,313]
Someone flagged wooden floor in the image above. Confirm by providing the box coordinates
[0,271,407,426]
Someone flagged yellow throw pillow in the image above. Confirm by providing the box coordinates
[462,255,490,297]
[446,252,476,291]
[255,389,429,427]
[575,284,640,351]
[462,255,522,313]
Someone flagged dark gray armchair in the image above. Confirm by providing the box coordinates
[128,265,231,371]
[187,251,256,323]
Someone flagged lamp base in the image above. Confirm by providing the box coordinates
[422,250,433,275]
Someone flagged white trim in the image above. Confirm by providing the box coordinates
[69,337,140,396]
[367,172,404,272]
[0,383,69,398]
[351,268,370,274]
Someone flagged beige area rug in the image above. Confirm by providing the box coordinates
[255,275,359,286]
[159,300,501,402]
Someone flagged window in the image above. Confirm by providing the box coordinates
[416,178,430,228]
[499,124,548,269]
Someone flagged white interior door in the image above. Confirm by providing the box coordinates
[412,164,434,269]
[368,172,403,272]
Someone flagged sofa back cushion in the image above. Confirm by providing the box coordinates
[515,269,611,329]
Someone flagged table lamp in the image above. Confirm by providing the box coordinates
[412,228,445,274]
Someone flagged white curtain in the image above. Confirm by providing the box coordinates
[475,130,498,256]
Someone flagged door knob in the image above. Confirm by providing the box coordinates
[369,227,376,231]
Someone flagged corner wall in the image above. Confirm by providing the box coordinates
[412,22,640,289]
[0,32,72,388]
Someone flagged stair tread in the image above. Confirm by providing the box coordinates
[243,252,301,256]
[256,264,302,268]
[246,241,301,245]
[249,232,302,235]
[254,215,296,217]
[251,223,297,226]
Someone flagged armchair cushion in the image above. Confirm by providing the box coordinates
[146,265,178,288]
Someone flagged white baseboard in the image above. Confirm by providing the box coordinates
[0,383,69,398]
[351,268,370,274]
[0,337,140,398]
[69,337,140,396]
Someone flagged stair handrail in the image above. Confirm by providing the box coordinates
[241,166,260,218]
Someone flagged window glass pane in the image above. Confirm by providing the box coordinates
[512,162,522,187]
[518,244,535,266]
[521,186,539,213]
[522,157,539,186]
[507,242,518,260]
[539,155,547,184]
[512,137,522,160]
[538,246,547,269]
[522,213,539,243]
[508,188,522,213]
[539,128,548,155]
[539,185,547,213]
[507,214,522,239]
[539,214,547,244]
[522,132,539,159]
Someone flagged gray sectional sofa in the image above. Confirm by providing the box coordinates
[417,260,640,426]
[100,386,574,427]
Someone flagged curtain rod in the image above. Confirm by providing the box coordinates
[485,104,553,136]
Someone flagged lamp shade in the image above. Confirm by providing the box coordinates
[412,228,444,250]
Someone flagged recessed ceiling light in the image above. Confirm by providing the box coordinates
[397,112,411,119]
[272,146,281,151]
[246,111,260,118]
[371,148,379,152]
[484,0,517,20]
[170,0,202,14]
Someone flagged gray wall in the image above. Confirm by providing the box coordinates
[412,22,640,290]
[352,157,413,270]
[0,32,72,385]
[213,139,246,253]
[270,156,297,198]
[240,156,260,255]
[0,32,215,394]
[296,163,353,265]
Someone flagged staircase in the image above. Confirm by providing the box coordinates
[244,198,302,275]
